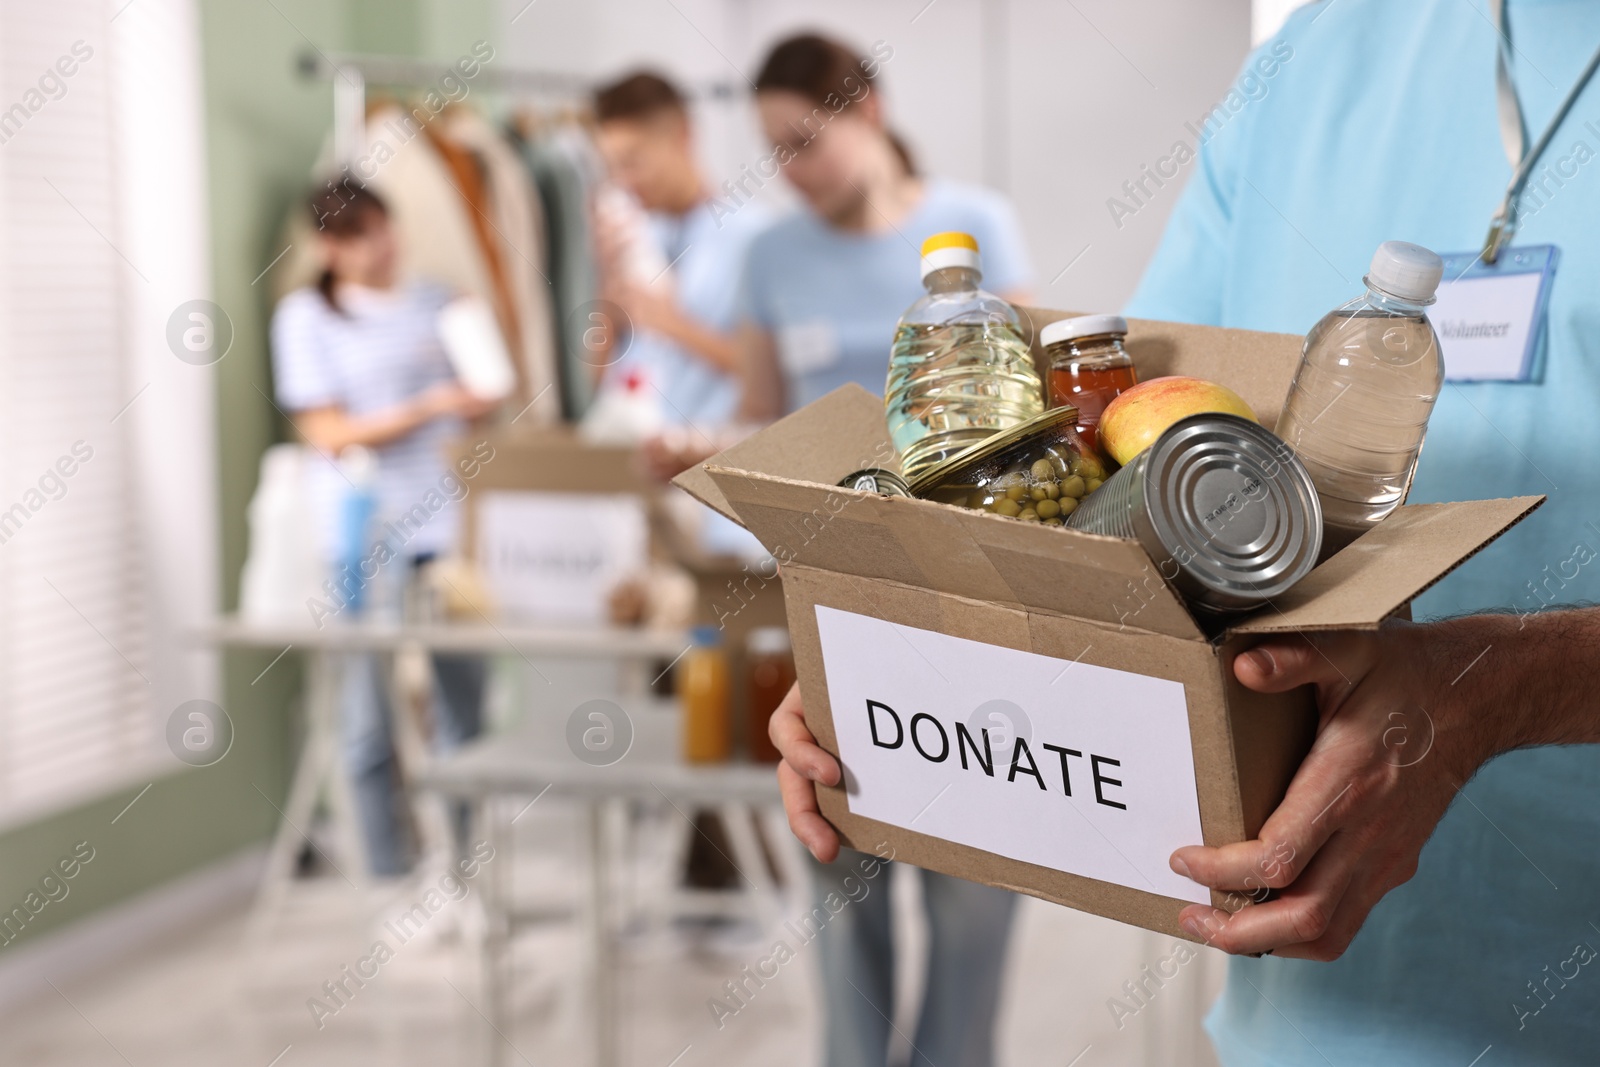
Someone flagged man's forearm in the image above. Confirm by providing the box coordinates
[1430,607,1600,765]
[648,306,739,375]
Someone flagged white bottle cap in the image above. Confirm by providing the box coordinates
[1366,241,1443,305]
[1039,314,1128,348]
[746,626,791,655]
[340,444,376,485]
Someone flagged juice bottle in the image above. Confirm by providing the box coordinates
[680,626,731,763]
[745,627,794,763]
[885,232,1044,478]
[1041,314,1138,452]
[1275,241,1444,558]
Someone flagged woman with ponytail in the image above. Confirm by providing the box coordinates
[739,33,1028,1067]
[271,181,497,877]
[738,32,1032,421]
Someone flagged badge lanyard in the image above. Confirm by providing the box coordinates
[1481,0,1600,262]
[1432,2,1600,382]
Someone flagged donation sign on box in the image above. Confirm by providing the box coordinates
[476,490,648,624]
[815,605,1208,904]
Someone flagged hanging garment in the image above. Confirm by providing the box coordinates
[420,124,525,398]
[437,107,559,423]
[511,121,599,420]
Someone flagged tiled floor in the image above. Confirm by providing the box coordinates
[0,797,1225,1067]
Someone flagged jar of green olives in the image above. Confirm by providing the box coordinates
[907,406,1113,525]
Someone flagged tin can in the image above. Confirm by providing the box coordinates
[1067,413,1322,614]
[837,467,912,497]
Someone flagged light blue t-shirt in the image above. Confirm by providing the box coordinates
[271,281,465,558]
[1126,2,1600,1063]
[607,197,771,428]
[741,178,1033,410]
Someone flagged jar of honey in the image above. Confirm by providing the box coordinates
[745,627,794,763]
[1042,314,1137,451]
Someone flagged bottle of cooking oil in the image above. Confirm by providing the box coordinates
[681,626,730,763]
[885,232,1043,478]
[1275,241,1445,559]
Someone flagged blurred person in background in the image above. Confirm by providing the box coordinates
[593,70,774,894]
[271,183,497,878]
[737,33,1032,421]
[590,70,771,479]
[737,32,1033,1067]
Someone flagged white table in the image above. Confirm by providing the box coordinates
[197,616,785,1067]
[193,617,694,936]
[415,699,785,1067]
[201,615,694,658]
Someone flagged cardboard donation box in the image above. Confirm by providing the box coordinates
[674,311,1543,941]
[459,431,651,625]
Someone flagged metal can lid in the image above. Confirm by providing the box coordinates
[906,404,1082,497]
[1133,413,1323,607]
[837,468,912,497]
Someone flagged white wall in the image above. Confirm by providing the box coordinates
[501,0,1252,312]
[1253,0,1306,44]
[114,0,221,744]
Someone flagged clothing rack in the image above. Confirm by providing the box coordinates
[297,50,742,165]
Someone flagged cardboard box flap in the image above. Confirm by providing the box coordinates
[462,429,646,493]
[671,384,897,523]
[1227,495,1545,635]
[705,465,1206,640]
[1020,310,1304,429]
[453,430,653,560]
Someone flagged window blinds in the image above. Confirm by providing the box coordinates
[0,0,216,818]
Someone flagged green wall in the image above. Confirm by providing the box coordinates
[0,0,493,954]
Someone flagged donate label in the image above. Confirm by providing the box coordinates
[815,605,1208,904]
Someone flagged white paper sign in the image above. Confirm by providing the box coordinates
[477,490,648,624]
[1431,269,1544,382]
[815,605,1208,904]
[777,319,841,376]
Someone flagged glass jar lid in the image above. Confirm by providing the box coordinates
[1039,314,1128,348]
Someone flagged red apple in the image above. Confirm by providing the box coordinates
[1098,376,1258,466]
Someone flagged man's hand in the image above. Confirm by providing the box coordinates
[608,279,676,336]
[1172,621,1500,959]
[640,431,717,483]
[769,681,843,863]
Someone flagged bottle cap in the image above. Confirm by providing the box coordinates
[920,231,982,279]
[1039,314,1128,348]
[1366,241,1443,305]
[339,444,376,486]
[746,626,791,655]
[690,625,722,647]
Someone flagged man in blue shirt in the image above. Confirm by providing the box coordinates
[591,71,771,436]
[768,4,1600,1061]
[1124,1,1600,1063]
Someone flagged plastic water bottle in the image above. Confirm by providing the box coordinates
[1275,241,1445,557]
[239,444,325,623]
[885,232,1043,478]
[580,366,663,444]
[334,446,379,615]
